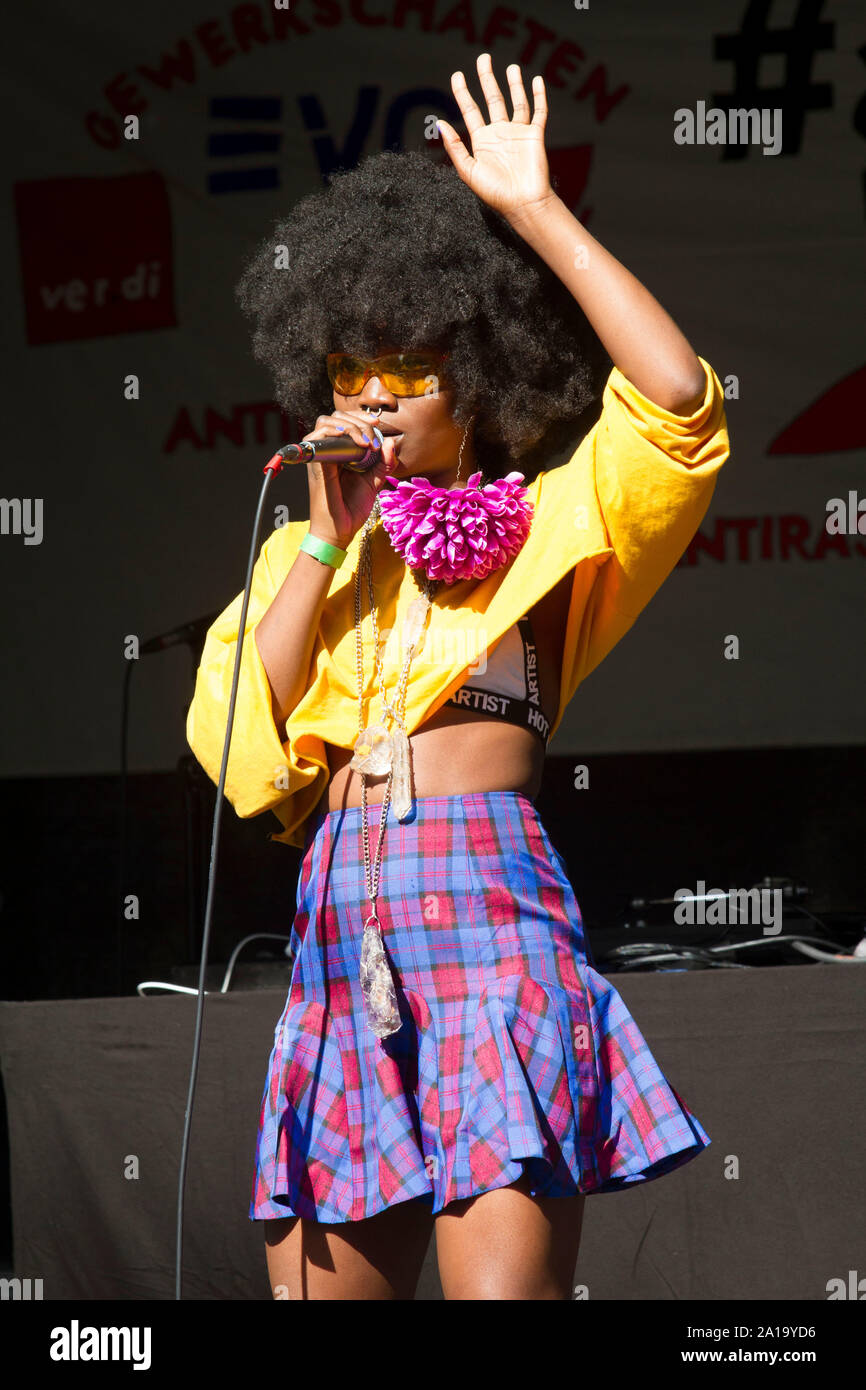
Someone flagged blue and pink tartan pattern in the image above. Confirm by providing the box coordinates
[250,791,710,1223]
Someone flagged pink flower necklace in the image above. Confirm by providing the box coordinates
[375,413,534,584]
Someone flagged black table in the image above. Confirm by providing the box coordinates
[1,962,862,1299]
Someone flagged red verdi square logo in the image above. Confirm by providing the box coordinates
[13,172,176,345]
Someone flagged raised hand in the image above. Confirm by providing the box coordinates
[437,53,554,223]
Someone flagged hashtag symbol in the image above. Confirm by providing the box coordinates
[713,0,834,158]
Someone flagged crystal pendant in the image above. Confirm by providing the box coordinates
[391,727,413,820]
[360,914,402,1038]
[349,723,392,774]
[402,597,429,654]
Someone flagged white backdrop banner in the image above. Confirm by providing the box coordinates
[2,0,863,776]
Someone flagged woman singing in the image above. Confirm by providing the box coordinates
[187,53,730,1300]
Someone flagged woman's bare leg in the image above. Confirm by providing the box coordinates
[264,1195,434,1300]
[434,1171,585,1300]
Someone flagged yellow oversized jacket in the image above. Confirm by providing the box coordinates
[186,356,729,848]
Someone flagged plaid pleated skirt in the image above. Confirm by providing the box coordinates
[250,790,710,1223]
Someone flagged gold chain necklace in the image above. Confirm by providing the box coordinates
[351,496,440,1038]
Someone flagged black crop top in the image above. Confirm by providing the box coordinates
[441,613,551,746]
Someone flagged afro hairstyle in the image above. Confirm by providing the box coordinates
[234,149,612,482]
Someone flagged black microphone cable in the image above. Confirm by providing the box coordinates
[174,430,381,1300]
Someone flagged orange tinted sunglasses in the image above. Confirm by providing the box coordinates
[326,351,449,397]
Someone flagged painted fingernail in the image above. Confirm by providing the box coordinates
[336,425,346,432]
[362,433,371,443]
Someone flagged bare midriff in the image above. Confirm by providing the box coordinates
[313,568,574,816]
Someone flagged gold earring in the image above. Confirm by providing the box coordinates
[455,415,475,484]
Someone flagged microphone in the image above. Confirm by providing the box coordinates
[276,427,384,472]
[140,612,222,656]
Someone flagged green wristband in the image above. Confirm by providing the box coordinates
[300,530,347,569]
